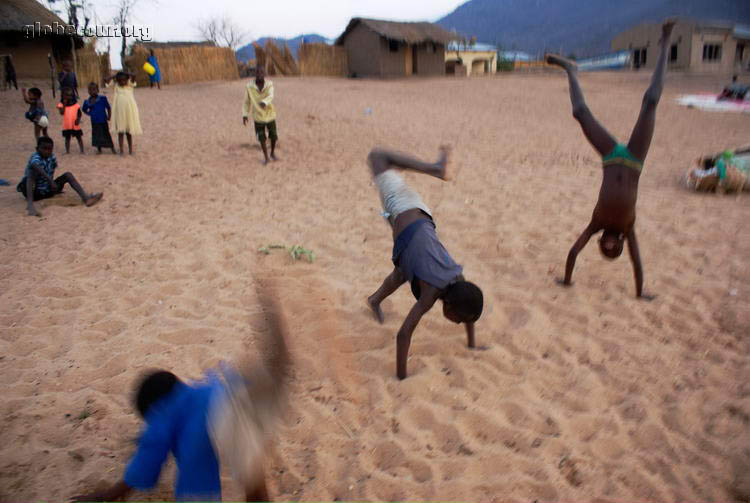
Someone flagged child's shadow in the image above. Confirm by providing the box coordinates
[237,142,261,151]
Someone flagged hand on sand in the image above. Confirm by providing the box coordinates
[85,192,103,207]
[367,297,385,324]
[545,53,577,72]
[638,292,657,301]
[555,278,573,287]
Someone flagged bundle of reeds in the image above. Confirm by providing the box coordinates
[262,40,298,76]
[253,43,267,72]
[126,45,240,86]
[298,43,347,76]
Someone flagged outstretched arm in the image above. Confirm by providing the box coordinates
[368,147,448,179]
[626,228,654,300]
[559,221,599,285]
[465,322,475,348]
[396,286,440,379]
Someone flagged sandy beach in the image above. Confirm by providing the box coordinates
[1,70,749,502]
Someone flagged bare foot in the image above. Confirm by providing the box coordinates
[638,292,657,301]
[367,296,384,324]
[271,153,278,161]
[27,207,42,217]
[545,53,577,72]
[436,145,451,180]
[262,158,269,166]
[85,192,103,207]
[555,278,573,287]
[95,150,102,155]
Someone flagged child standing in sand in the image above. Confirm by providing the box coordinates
[57,87,84,154]
[17,136,102,217]
[21,87,49,141]
[82,82,116,154]
[57,60,79,101]
[547,19,674,299]
[242,66,278,165]
[71,290,289,503]
[105,71,142,155]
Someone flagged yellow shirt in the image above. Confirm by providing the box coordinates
[242,80,276,123]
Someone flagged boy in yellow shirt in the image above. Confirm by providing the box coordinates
[242,67,277,165]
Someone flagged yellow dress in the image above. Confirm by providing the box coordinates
[110,81,142,135]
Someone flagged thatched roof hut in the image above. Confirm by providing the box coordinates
[0,0,84,80]
[335,17,458,77]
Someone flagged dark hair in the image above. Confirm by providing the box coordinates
[61,86,73,94]
[28,87,42,97]
[88,81,98,87]
[134,370,178,417]
[37,136,53,148]
[116,71,128,79]
[599,230,624,259]
[444,281,483,323]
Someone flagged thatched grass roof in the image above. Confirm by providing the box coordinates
[1,0,67,32]
[0,0,83,47]
[336,17,458,46]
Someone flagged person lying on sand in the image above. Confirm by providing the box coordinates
[366,147,483,380]
[71,290,290,502]
[17,136,102,217]
[546,19,675,300]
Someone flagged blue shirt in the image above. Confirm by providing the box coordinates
[24,152,57,194]
[82,95,110,123]
[392,218,463,300]
[124,379,222,501]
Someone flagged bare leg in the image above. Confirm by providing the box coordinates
[259,138,269,164]
[118,133,124,155]
[76,136,84,153]
[367,267,406,323]
[64,136,71,154]
[626,20,675,161]
[126,133,133,154]
[56,172,103,206]
[546,54,617,156]
[367,146,449,178]
[270,138,277,161]
[33,124,41,141]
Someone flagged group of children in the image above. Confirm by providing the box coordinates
[9,20,679,502]
[21,62,142,155]
[16,64,144,216]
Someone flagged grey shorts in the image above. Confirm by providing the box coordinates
[374,170,432,225]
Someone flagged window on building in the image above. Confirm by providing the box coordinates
[703,44,722,61]
[670,44,678,62]
[388,39,399,52]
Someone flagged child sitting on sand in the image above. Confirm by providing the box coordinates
[72,290,290,502]
[21,87,49,141]
[82,82,116,154]
[17,136,102,217]
[104,71,142,155]
[57,87,84,154]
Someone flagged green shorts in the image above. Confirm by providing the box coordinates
[254,121,278,142]
[602,144,643,172]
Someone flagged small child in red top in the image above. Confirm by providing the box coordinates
[57,87,84,154]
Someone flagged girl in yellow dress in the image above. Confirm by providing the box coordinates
[105,71,142,155]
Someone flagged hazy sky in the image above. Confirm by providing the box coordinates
[83,0,468,67]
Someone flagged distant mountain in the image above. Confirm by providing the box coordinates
[437,0,750,57]
[236,34,329,62]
